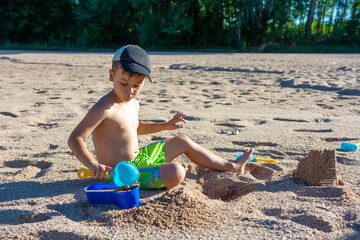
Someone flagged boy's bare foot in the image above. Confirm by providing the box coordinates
[233,149,254,174]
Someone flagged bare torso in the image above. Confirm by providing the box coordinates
[92,96,139,168]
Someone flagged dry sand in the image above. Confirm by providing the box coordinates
[0,50,359,239]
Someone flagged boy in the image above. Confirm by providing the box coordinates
[68,45,254,190]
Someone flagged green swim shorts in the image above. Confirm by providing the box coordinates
[129,140,166,190]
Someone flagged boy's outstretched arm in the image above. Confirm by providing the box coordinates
[68,103,113,179]
[137,112,187,135]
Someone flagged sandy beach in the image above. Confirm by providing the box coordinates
[0,50,359,239]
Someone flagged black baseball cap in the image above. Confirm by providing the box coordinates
[112,45,152,82]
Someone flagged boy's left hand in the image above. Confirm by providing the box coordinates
[165,112,187,130]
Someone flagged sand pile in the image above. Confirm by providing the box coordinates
[192,166,255,201]
[100,165,275,230]
[14,165,41,180]
[101,185,221,230]
[293,149,339,186]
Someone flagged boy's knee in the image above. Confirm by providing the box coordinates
[173,162,186,180]
[176,134,192,145]
[161,163,186,189]
[169,162,186,185]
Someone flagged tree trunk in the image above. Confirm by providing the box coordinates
[237,11,241,48]
[316,0,323,35]
[306,0,318,39]
[328,0,336,34]
[338,0,349,31]
[320,0,328,34]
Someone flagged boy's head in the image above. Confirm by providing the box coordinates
[112,45,152,82]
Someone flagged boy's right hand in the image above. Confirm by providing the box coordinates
[89,164,113,179]
[166,112,187,130]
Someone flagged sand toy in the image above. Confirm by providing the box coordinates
[83,183,140,209]
[77,162,139,187]
[235,154,277,163]
[340,142,360,151]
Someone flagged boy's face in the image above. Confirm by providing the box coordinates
[109,69,146,102]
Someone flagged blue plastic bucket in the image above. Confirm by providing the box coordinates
[83,183,139,209]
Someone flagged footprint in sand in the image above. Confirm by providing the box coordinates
[215,102,232,106]
[261,208,284,218]
[151,136,166,141]
[5,159,53,169]
[246,163,275,181]
[0,111,18,118]
[211,120,245,129]
[261,163,283,171]
[316,103,335,109]
[210,81,221,85]
[294,186,349,198]
[291,214,333,232]
[21,213,51,224]
[258,150,287,159]
[30,122,58,130]
[0,210,52,225]
[14,166,42,180]
[5,159,34,168]
[4,159,53,179]
[37,230,84,239]
[183,116,202,121]
[213,147,239,153]
[254,119,267,125]
[261,208,334,233]
[33,102,46,107]
[321,137,358,142]
[31,87,49,94]
[273,118,309,123]
[337,156,359,166]
[294,129,333,133]
[49,144,58,150]
[232,141,278,147]
[144,119,166,123]
[0,145,8,150]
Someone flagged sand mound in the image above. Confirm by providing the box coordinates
[14,165,41,180]
[293,149,339,186]
[191,164,275,201]
[100,165,274,230]
[101,185,221,230]
[194,168,255,201]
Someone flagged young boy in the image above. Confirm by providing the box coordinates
[68,45,254,190]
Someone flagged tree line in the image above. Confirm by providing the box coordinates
[1,0,359,50]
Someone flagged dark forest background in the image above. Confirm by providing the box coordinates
[1,0,360,52]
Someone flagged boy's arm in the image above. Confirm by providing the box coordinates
[68,103,112,178]
[137,112,187,135]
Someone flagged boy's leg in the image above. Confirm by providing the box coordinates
[164,135,253,174]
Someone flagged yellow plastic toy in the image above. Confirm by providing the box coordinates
[235,154,277,163]
[77,168,109,179]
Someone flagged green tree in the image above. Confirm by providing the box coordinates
[0,0,75,44]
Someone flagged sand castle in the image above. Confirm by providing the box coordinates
[293,149,339,186]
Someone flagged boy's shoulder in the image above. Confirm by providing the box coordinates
[92,93,140,111]
[93,93,114,110]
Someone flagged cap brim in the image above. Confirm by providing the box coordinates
[121,61,152,82]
